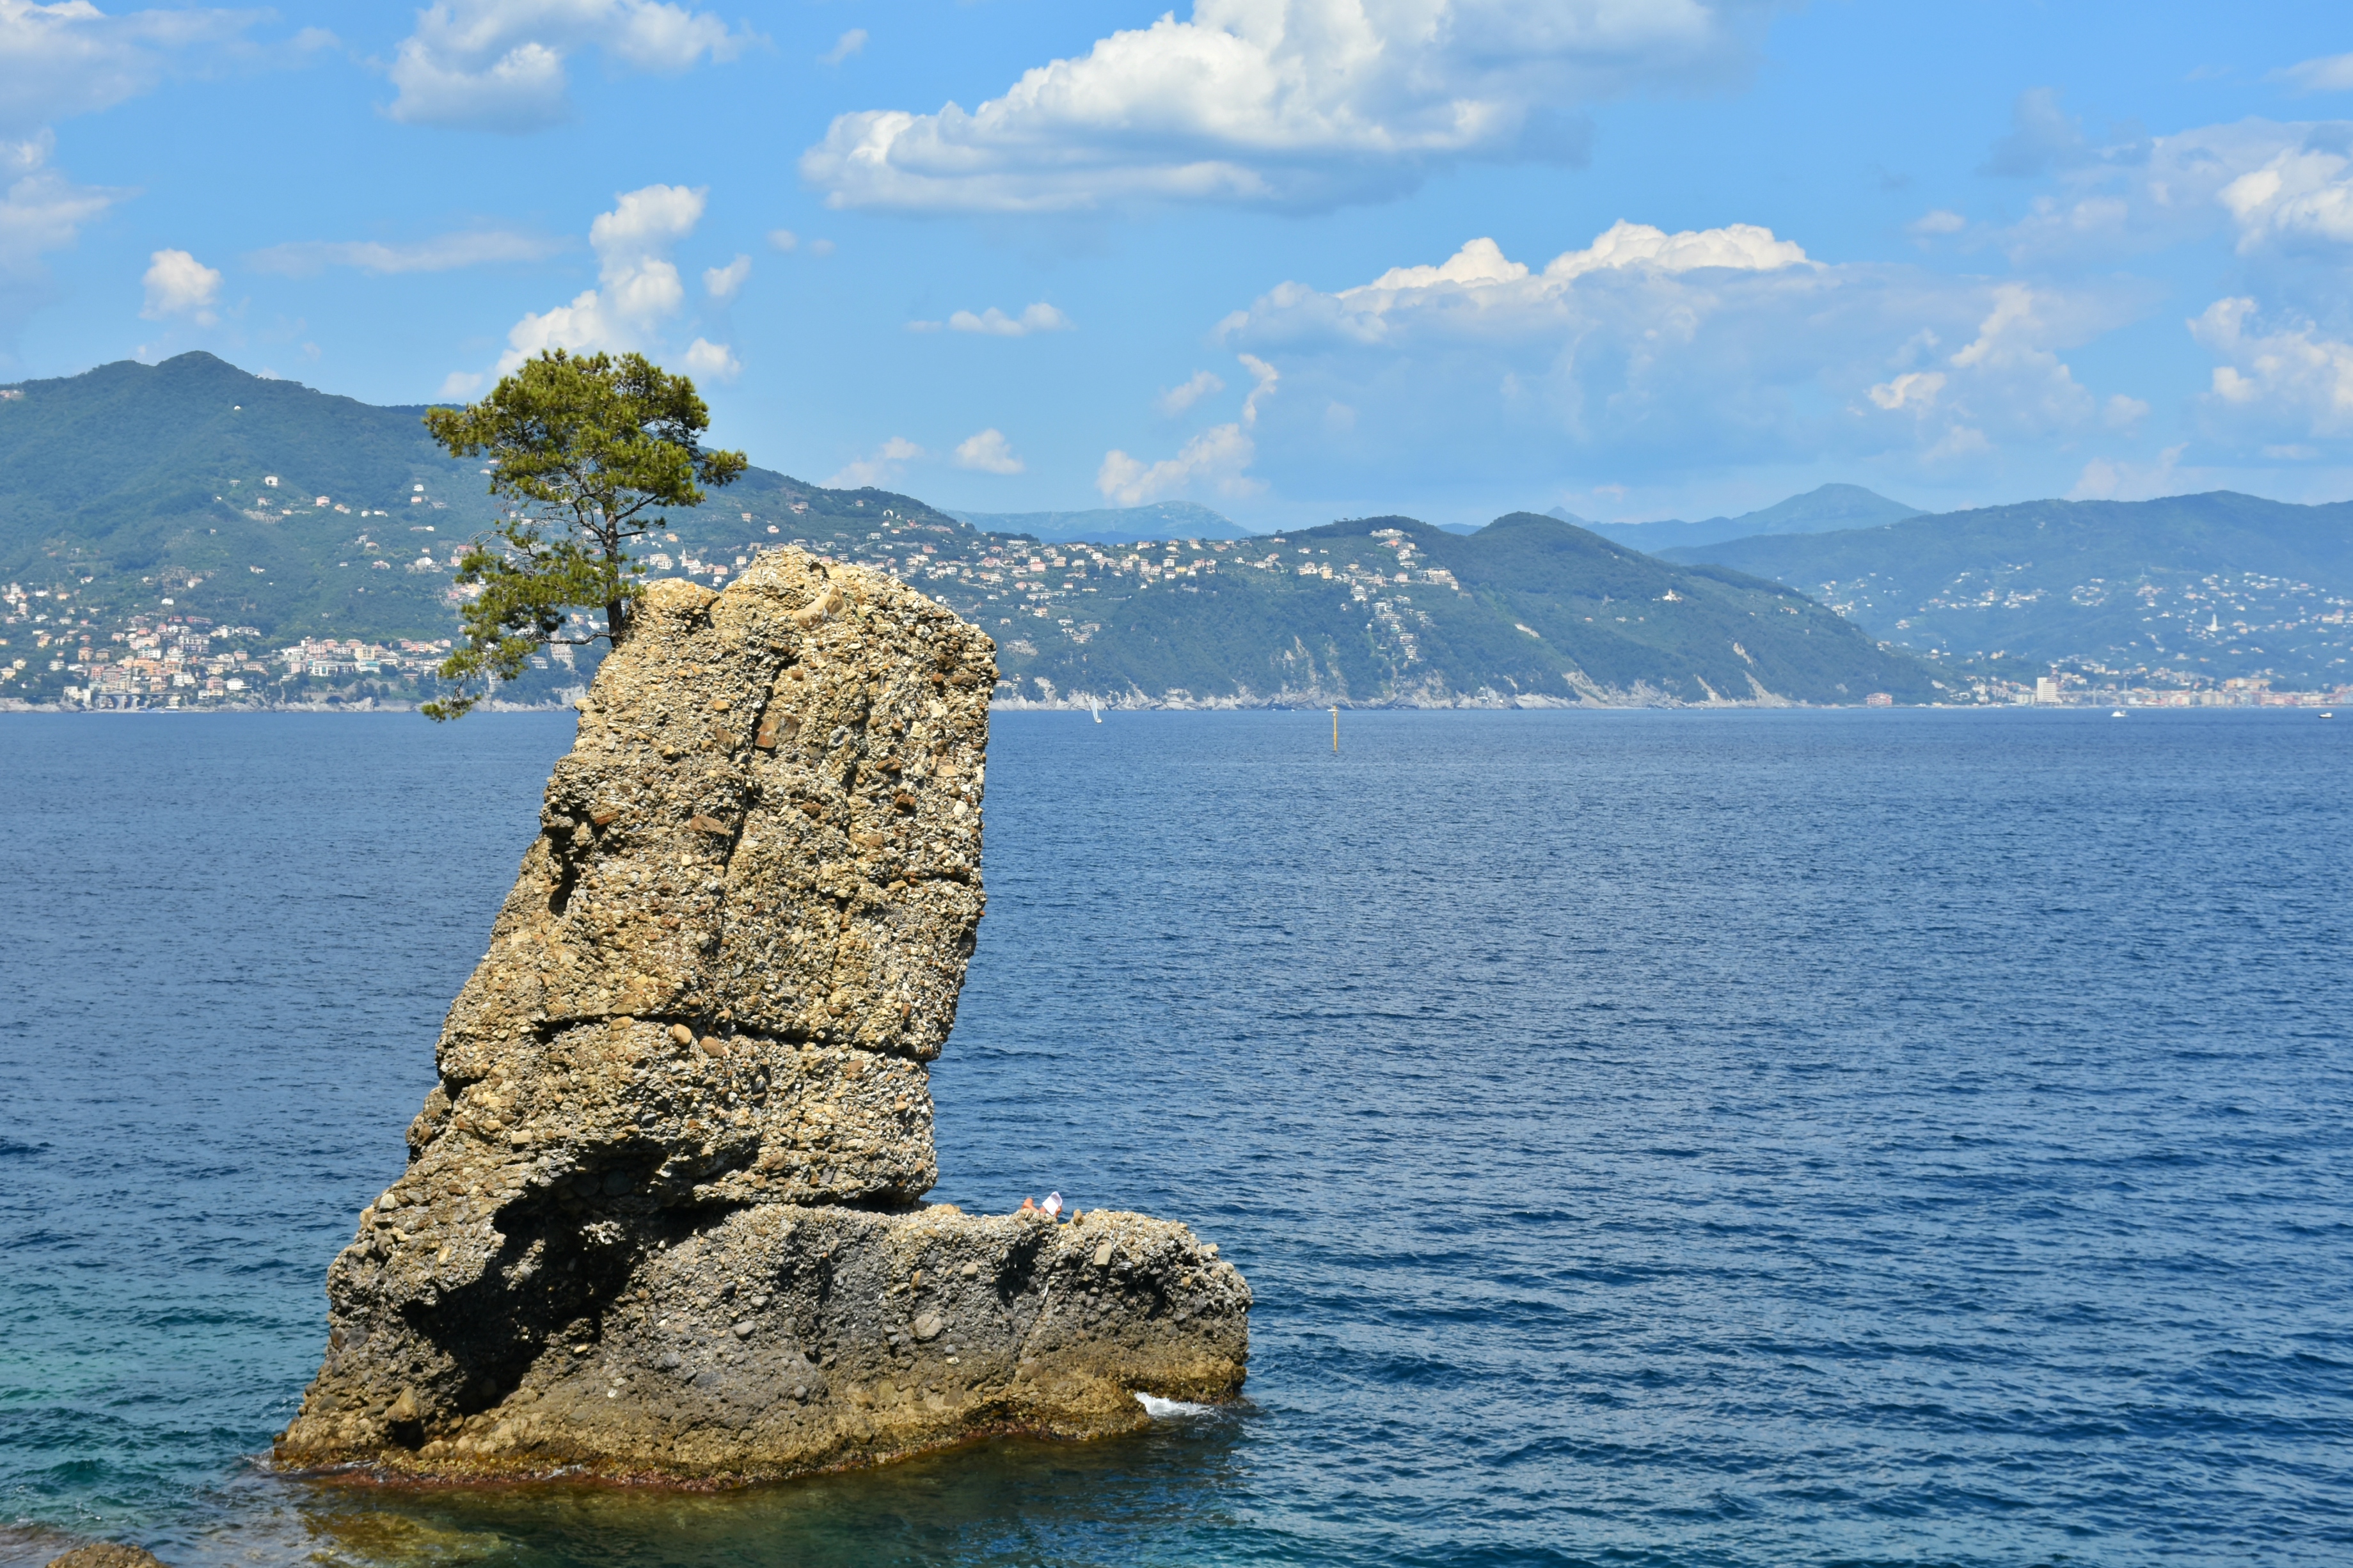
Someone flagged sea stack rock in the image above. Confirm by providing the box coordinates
[275,551,1249,1482]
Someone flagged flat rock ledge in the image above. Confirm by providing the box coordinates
[277,1204,1247,1483]
[273,549,1249,1485]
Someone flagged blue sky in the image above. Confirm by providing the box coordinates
[3,1,2351,529]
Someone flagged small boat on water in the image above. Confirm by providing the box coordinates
[1090,696,1103,723]
[2112,709,2127,718]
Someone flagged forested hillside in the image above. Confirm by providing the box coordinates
[1,355,1935,708]
[1665,493,2353,688]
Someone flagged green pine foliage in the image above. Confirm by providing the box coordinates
[420,351,747,718]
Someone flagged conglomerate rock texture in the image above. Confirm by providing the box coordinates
[274,550,1250,1482]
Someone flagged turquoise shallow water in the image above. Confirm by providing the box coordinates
[2,708,2350,1566]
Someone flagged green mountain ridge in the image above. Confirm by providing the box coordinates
[1661,492,2353,688]
[0,353,1936,708]
[986,513,1934,708]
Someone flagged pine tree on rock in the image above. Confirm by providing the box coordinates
[422,350,747,719]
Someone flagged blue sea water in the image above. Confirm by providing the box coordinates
[1,708,2349,1567]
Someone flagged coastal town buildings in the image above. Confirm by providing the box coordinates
[28,614,454,708]
[6,509,2349,709]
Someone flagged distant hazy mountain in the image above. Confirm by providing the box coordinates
[944,500,1253,543]
[1661,491,2353,686]
[1557,484,1924,553]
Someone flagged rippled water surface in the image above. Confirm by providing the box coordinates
[3,708,2349,1567]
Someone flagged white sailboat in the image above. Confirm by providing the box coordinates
[1090,696,1102,724]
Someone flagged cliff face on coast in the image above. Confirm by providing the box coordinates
[273,551,1249,1482]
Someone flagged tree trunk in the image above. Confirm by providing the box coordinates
[606,594,632,647]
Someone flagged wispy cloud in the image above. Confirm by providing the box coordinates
[0,131,129,287]
[947,302,1072,337]
[703,253,749,301]
[2272,52,2353,94]
[1239,352,1278,423]
[0,1,300,138]
[820,28,866,66]
[246,229,566,276]
[826,435,925,489]
[1978,87,2091,178]
[386,0,754,134]
[1155,368,1224,415]
[2070,443,2186,500]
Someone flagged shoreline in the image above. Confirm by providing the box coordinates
[4,693,2340,716]
[8,695,1884,714]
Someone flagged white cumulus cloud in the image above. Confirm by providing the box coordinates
[826,435,924,489]
[2189,296,2353,440]
[2214,143,2353,253]
[679,335,738,381]
[141,247,220,323]
[437,184,738,391]
[953,428,1023,474]
[388,0,750,132]
[1996,117,2353,274]
[800,0,1763,214]
[947,302,1072,337]
[1941,281,2097,427]
[1211,220,2145,487]
[1221,221,1812,348]
[492,183,703,374]
[1098,422,1258,505]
